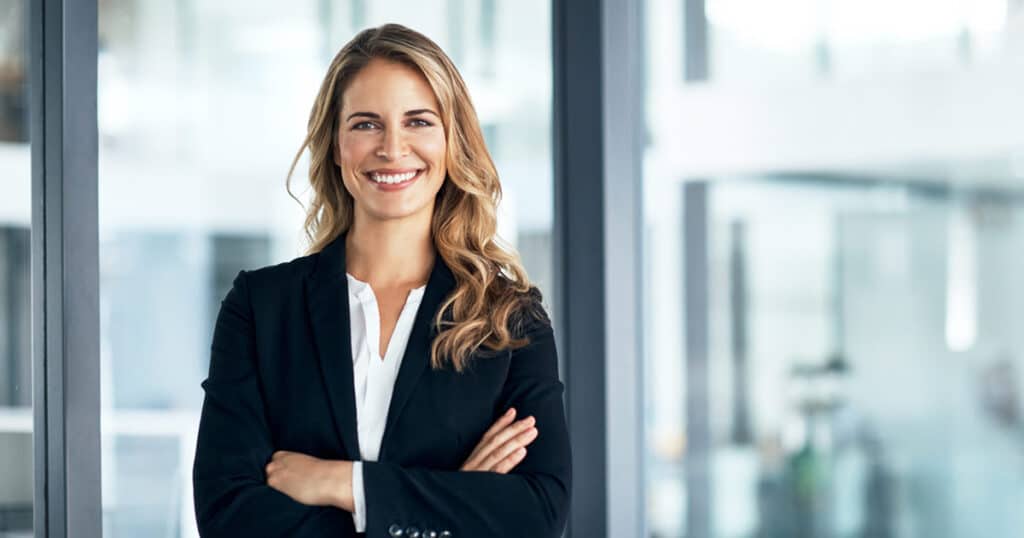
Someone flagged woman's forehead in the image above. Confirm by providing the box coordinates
[341,58,440,112]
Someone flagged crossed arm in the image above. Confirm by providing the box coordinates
[192,271,570,537]
[262,405,539,508]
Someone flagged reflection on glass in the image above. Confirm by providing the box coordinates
[698,0,1017,83]
[97,1,551,536]
[645,179,1024,537]
[0,0,33,536]
[645,1,1024,537]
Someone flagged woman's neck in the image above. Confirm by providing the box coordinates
[344,217,435,289]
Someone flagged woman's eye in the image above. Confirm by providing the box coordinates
[352,119,432,130]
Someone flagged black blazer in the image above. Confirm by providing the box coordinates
[191,233,571,538]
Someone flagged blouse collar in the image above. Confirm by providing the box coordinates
[346,272,427,304]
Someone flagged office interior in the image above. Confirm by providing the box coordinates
[2,0,1024,536]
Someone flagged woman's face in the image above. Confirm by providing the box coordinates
[335,58,448,225]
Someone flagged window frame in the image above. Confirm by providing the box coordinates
[29,0,101,536]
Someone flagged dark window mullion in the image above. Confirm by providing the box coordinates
[30,0,100,537]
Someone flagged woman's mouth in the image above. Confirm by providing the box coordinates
[365,168,423,191]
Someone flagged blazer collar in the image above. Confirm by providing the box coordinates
[303,231,455,460]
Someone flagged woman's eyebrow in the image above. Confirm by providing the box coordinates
[405,108,440,118]
[345,109,440,121]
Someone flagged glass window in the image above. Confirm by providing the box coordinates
[644,1,1024,536]
[664,0,1019,85]
[97,1,552,536]
[0,0,33,535]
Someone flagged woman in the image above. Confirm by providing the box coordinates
[191,23,571,538]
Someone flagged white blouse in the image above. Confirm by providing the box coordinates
[346,272,427,533]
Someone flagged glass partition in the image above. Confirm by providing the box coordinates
[643,0,1024,536]
[0,0,34,535]
[645,178,1024,537]
[704,0,1015,84]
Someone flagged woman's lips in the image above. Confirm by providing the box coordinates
[365,169,423,191]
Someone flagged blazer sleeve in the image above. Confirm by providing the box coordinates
[191,270,355,537]
[361,315,572,537]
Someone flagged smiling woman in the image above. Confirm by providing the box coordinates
[285,24,547,373]
[93,0,554,534]
[334,59,448,220]
[191,23,570,538]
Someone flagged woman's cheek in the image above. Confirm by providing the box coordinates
[339,135,373,162]
[417,129,447,158]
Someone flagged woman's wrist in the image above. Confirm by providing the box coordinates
[328,460,355,512]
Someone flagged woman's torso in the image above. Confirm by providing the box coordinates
[242,253,513,470]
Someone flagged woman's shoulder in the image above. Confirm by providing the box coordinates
[228,250,321,298]
[504,281,552,340]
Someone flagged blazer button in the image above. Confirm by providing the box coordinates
[440,531,453,538]
[424,530,438,538]
[405,527,422,538]
[388,523,404,537]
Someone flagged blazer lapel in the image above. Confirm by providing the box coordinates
[378,251,455,460]
[304,234,361,459]
[304,232,457,462]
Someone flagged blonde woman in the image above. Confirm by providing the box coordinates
[191,24,571,538]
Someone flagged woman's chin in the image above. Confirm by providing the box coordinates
[361,202,433,223]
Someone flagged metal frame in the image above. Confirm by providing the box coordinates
[601,0,646,536]
[553,0,645,535]
[683,181,711,538]
[29,0,101,536]
[683,0,709,82]
[552,0,606,535]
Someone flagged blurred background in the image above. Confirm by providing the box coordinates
[2,0,1024,536]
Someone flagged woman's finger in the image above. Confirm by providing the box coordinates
[492,447,527,474]
[473,416,535,467]
[482,408,517,441]
[487,416,535,451]
[461,415,535,471]
[480,425,538,471]
[463,415,532,469]
[463,409,516,466]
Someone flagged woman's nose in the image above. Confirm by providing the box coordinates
[377,128,409,160]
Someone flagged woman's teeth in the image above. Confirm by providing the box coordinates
[370,170,419,184]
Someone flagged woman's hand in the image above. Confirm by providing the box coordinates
[460,407,538,474]
[265,450,354,511]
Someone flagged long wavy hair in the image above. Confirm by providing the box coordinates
[285,23,546,372]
